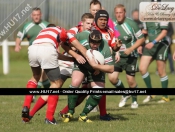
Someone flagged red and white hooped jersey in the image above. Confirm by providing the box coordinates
[67,25,83,43]
[93,25,116,48]
[32,26,64,48]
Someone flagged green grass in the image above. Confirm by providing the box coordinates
[0,46,175,132]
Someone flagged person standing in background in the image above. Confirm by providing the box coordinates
[15,7,50,90]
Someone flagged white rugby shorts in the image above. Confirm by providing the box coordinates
[28,43,59,69]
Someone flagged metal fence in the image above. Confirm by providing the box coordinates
[0,0,175,41]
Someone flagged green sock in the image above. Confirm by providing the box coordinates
[131,85,138,103]
[37,82,42,88]
[115,79,126,97]
[160,76,168,98]
[80,95,101,116]
[142,72,152,88]
[42,79,50,88]
[115,79,125,88]
[68,85,79,115]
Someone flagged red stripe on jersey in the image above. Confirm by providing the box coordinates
[36,35,59,48]
[39,28,60,35]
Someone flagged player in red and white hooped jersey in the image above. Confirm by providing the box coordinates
[58,13,94,87]
[22,24,87,125]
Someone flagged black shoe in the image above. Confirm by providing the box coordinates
[22,106,30,122]
[45,118,57,125]
[100,113,120,121]
[58,111,65,119]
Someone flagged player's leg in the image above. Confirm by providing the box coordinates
[79,82,104,122]
[22,66,41,122]
[155,43,170,103]
[22,44,41,122]
[39,69,50,88]
[139,55,154,103]
[44,67,62,125]
[63,70,85,123]
[126,73,138,109]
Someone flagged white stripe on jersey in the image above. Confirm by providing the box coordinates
[25,23,35,33]
[135,30,142,39]
[33,38,56,46]
[104,56,113,64]
[38,31,58,38]
[39,23,47,29]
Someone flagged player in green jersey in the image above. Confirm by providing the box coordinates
[139,22,170,103]
[62,30,120,122]
[15,7,50,90]
[111,4,145,108]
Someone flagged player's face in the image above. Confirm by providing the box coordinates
[31,10,42,23]
[82,18,94,31]
[90,43,100,50]
[132,11,139,21]
[89,4,101,17]
[97,17,108,29]
[114,7,126,24]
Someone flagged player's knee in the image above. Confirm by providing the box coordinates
[108,74,118,84]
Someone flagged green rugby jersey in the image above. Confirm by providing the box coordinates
[75,30,113,65]
[17,20,49,45]
[143,22,169,42]
[113,17,144,57]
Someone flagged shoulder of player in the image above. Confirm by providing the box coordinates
[125,17,137,25]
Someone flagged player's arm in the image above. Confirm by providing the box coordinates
[86,56,114,73]
[15,37,22,52]
[61,42,86,64]
[57,52,74,61]
[145,22,168,49]
[15,25,26,52]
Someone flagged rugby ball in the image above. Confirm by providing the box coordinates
[86,49,105,65]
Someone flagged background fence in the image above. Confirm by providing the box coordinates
[0,0,175,41]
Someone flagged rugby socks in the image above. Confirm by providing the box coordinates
[68,85,79,114]
[23,80,37,109]
[98,95,107,116]
[60,95,87,114]
[160,76,168,98]
[115,79,127,97]
[46,95,59,121]
[42,79,50,88]
[142,72,152,88]
[29,96,47,116]
[80,95,101,116]
[115,79,125,88]
[131,85,138,103]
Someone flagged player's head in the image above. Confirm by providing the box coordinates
[132,9,139,21]
[81,13,94,31]
[89,30,102,50]
[47,24,56,27]
[114,4,126,24]
[31,7,42,24]
[95,10,109,29]
[89,0,102,17]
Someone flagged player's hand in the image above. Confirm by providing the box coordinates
[76,55,86,64]
[115,52,120,63]
[86,56,98,68]
[93,70,100,75]
[137,46,143,54]
[14,45,21,52]
[145,42,154,49]
[124,48,133,55]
